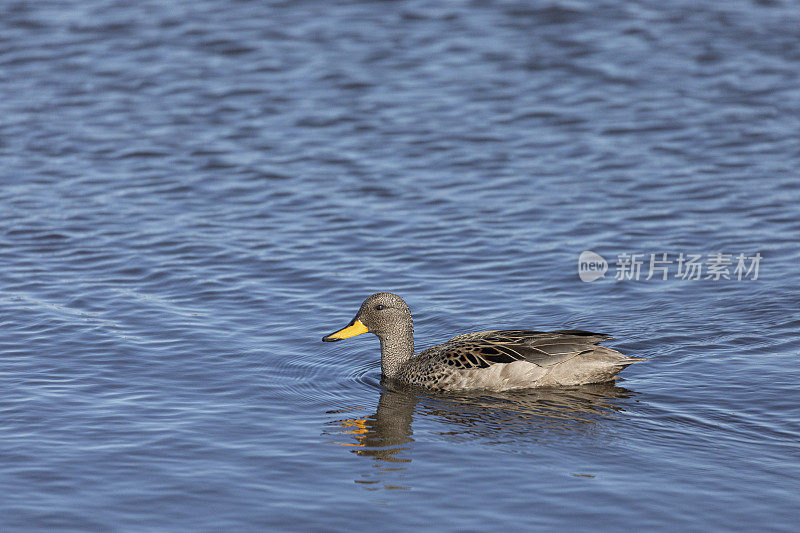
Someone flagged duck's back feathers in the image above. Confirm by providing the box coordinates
[427,329,615,370]
[401,329,644,390]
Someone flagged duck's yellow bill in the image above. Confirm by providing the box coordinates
[322,319,368,342]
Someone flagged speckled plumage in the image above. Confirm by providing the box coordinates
[323,293,644,391]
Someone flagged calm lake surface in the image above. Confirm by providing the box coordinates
[2,0,799,530]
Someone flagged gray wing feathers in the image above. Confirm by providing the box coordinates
[438,329,617,369]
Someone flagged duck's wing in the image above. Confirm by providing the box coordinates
[426,329,614,370]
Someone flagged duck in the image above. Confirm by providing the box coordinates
[322,292,644,391]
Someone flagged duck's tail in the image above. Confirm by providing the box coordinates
[596,348,647,382]
[615,355,648,368]
[547,346,646,385]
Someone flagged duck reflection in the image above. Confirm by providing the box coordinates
[327,384,418,462]
[326,380,638,490]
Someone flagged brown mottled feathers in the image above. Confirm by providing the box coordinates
[421,329,614,370]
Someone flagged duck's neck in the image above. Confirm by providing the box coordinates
[378,323,414,379]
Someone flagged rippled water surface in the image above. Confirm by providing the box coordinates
[2,0,799,530]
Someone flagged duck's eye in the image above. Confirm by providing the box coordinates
[374,305,385,311]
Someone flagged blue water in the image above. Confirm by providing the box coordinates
[2,0,799,530]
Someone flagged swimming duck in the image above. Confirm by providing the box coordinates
[322,293,644,391]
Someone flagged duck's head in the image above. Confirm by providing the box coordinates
[322,292,412,342]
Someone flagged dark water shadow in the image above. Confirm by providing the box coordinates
[324,379,639,490]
